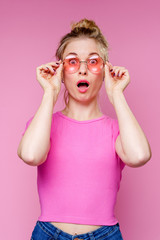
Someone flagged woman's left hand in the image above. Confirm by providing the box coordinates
[104,61,130,105]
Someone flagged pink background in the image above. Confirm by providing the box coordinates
[1,0,159,239]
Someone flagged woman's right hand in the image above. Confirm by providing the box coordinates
[36,60,63,95]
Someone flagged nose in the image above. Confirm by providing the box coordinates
[78,61,87,75]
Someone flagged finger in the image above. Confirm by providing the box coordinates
[39,68,46,75]
[45,65,55,74]
[112,66,126,72]
[111,67,125,77]
[55,63,63,76]
[116,69,124,77]
[48,59,62,65]
[123,69,129,77]
[112,72,115,77]
[105,63,114,77]
[47,61,61,67]
[38,62,59,71]
[36,67,41,75]
[105,61,113,72]
[38,64,45,70]
[113,68,120,77]
[104,62,111,78]
[38,65,49,72]
[119,69,125,77]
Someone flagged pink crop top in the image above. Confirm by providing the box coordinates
[22,111,126,225]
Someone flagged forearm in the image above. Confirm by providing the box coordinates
[18,90,58,165]
[112,90,152,163]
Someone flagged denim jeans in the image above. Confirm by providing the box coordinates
[31,220,124,240]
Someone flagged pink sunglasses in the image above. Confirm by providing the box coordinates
[62,55,105,74]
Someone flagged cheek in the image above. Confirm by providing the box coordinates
[93,71,104,81]
[63,71,72,81]
[63,71,76,88]
[94,72,104,88]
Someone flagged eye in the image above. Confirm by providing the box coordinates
[89,59,98,64]
[69,58,78,65]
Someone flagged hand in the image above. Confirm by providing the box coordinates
[36,60,63,95]
[104,61,130,105]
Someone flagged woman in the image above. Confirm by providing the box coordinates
[17,18,152,240]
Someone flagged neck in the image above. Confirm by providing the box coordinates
[62,95,103,121]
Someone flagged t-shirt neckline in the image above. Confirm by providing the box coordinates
[57,111,106,124]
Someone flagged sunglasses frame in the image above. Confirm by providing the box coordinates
[62,55,105,74]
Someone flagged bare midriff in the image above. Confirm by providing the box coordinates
[49,222,102,235]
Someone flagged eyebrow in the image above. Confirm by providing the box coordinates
[65,52,100,57]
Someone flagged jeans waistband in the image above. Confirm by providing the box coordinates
[37,220,119,240]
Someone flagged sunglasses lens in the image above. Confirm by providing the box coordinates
[63,56,104,73]
[88,57,104,73]
[63,58,79,73]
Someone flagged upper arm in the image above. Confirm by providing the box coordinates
[17,132,51,167]
[115,135,127,163]
[34,139,51,166]
[18,115,52,166]
[115,135,141,168]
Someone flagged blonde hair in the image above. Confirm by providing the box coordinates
[55,18,109,107]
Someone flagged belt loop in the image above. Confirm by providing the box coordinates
[53,228,61,239]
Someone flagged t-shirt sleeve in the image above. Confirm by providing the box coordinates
[22,116,34,136]
[112,118,126,171]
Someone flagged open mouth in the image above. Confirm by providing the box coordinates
[76,82,90,93]
[77,82,89,88]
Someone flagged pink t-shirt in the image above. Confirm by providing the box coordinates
[22,111,126,225]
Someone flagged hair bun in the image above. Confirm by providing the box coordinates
[70,18,101,34]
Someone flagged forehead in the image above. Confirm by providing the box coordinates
[63,38,101,59]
